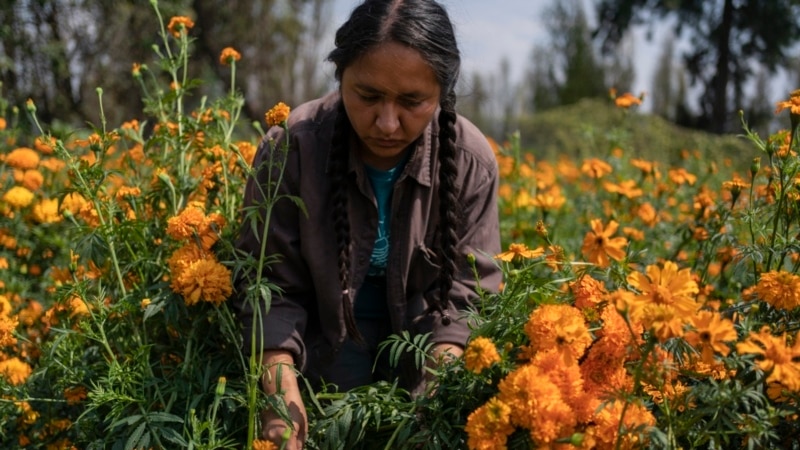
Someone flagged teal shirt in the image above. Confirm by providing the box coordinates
[354,159,406,319]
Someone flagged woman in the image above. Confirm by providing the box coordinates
[233,0,502,447]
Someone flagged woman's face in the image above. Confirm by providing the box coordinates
[341,41,441,170]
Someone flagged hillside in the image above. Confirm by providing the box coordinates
[514,98,757,170]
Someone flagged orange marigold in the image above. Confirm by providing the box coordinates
[171,256,232,306]
[465,397,514,450]
[581,158,613,179]
[219,47,242,65]
[495,243,544,262]
[167,16,195,37]
[737,327,800,391]
[524,304,592,365]
[1,314,18,347]
[0,357,33,385]
[775,89,800,115]
[265,102,291,127]
[5,147,40,170]
[497,364,576,445]
[252,439,278,450]
[581,219,628,268]
[625,261,699,340]
[684,310,737,364]
[32,198,61,224]
[753,270,800,311]
[464,336,501,373]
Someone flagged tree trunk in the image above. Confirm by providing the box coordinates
[710,0,734,133]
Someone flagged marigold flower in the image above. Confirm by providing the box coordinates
[570,274,606,309]
[219,47,242,65]
[495,242,544,262]
[737,327,800,391]
[465,397,514,450]
[64,386,88,405]
[497,364,576,445]
[20,169,44,191]
[603,179,643,199]
[753,270,800,311]
[0,117,5,130]
[684,310,737,364]
[464,336,501,373]
[167,16,195,37]
[32,198,61,224]
[614,91,643,108]
[265,102,291,127]
[668,167,697,185]
[524,304,592,365]
[581,219,628,268]
[5,147,40,170]
[252,439,278,450]
[3,186,35,208]
[0,357,32,385]
[588,399,655,448]
[581,158,613,179]
[625,261,699,340]
[170,256,232,306]
[775,89,800,115]
[0,314,18,347]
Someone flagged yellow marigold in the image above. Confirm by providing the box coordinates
[32,198,61,224]
[265,102,291,127]
[626,261,700,318]
[465,397,514,450]
[581,219,628,268]
[167,16,195,37]
[0,357,32,385]
[524,304,592,365]
[754,270,800,311]
[170,256,232,306]
[5,147,40,170]
[464,336,501,373]
[252,440,278,450]
[60,192,87,216]
[219,47,242,65]
[1,314,18,347]
[3,186,35,208]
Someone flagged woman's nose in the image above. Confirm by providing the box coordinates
[375,102,400,134]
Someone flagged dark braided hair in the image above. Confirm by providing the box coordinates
[327,0,462,339]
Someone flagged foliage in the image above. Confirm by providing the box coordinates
[3,3,800,450]
[593,0,800,133]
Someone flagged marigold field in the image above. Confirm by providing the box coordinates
[2,6,800,450]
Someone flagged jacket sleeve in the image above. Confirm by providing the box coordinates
[425,142,502,348]
[231,127,314,369]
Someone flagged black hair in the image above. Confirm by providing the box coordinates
[327,0,461,341]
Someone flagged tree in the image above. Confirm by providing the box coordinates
[0,0,330,130]
[594,0,800,134]
[523,0,622,114]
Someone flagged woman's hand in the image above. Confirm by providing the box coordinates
[260,351,307,450]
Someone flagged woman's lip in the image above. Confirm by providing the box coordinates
[372,138,402,147]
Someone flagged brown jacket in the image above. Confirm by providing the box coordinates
[233,91,501,372]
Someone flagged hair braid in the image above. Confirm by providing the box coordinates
[330,100,363,342]
[436,92,459,326]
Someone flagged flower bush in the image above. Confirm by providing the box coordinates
[1,2,800,449]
